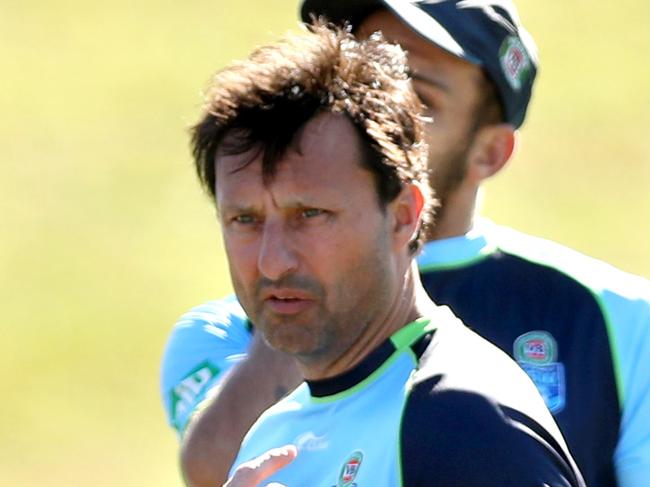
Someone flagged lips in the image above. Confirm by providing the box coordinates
[261,287,313,300]
[261,288,315,315]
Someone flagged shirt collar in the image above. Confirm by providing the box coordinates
[417,218,499,271]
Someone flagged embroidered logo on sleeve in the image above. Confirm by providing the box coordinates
[169,361,220,432]
[514,331,566,413]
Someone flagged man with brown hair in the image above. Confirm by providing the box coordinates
[162,2,650,486]
[186,23,583,486]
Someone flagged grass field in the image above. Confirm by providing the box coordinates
[1,1,648,485]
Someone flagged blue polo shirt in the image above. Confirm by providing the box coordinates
[160,221,650,486]
[231,314,584,486]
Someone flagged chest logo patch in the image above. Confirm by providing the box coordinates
[514,331,566,414]
[338,450,363,487]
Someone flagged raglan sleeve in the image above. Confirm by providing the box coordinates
[159,294,253,437]
[399,379,585,487]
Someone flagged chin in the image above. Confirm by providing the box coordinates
[263,323,323,357]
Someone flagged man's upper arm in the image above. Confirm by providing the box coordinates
[160,295,252,436]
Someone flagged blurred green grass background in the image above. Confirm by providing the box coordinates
[1,1,647,485]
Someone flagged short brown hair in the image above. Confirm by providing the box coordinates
[191,23,435,248]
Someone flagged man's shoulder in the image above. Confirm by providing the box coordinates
[410,316,560,425]
[162,295,252,362]
[161,295,252,361]
[174,294,249,331]
[492,224,650,299]
[400,318,583,485]
[159,295,253,434]
[492,225,650,361]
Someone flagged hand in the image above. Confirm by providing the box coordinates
[223,445,297,487]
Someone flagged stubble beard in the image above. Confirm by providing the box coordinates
[427,135,473,229]
[232,231,396,373]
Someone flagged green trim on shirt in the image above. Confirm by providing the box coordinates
[310,318,433,405]
[390,317,435,350]
[418,251,493,273]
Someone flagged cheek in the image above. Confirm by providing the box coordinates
[298,229,364,291]
[424,120,454,153]
[223,234,259,282]
[325,227,395,320]
[315,219,387,278]
[424,118,471,169]
[424,102,475,150]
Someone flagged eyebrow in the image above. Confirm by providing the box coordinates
[220,197,330,215]
[218,203,256,216]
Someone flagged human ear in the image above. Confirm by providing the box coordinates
[390,183,425,249]
[467,123,516,182]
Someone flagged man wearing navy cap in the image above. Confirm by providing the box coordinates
[161,2,650,486]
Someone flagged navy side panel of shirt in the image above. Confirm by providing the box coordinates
[401,386,577,486]
[420,250,620,487]
[400,321,584,486]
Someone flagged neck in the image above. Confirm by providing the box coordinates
[298,262,435,381]
[426,184,479,241]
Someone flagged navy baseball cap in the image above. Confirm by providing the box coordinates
[300,0,538,128]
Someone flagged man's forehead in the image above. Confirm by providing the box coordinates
[217,112,360,171]
[362,10,466,61]
[214,112,378,213]
[355,9,424,50]
[299,112,361,157]
[357,10,486,120]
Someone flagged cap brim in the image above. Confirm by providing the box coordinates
[301,0,480,65]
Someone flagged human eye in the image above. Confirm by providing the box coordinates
[414,87,438,115]
[301,208,325,219]
[412,80,443,115]
[229,213,260,227]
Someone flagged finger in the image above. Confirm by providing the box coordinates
[247,444,297,478]
[224,445,297,487]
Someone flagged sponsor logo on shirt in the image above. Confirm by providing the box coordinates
[169,361,220,432]
[294,431,329,452]
[337,450,363,487]
[514,331,566,414]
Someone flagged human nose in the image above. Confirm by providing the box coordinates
[257,219,298,281]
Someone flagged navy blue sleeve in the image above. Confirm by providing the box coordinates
[400,378,584,486]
